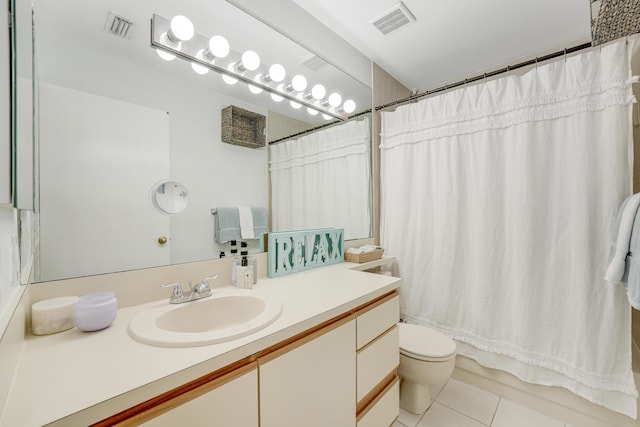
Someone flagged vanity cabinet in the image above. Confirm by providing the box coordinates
[92,290,399,427]
[94,362,259,427]
[139,362,258,427]
[259,316,356,427]
[356,293,400,427]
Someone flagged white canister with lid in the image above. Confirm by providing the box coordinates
[74,292,118,332]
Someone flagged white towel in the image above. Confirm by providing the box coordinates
[238,206,255,239]
[605,193,640,283]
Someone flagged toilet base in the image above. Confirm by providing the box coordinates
[399,378,432,414]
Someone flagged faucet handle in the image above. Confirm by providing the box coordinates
[160,282,184,299]
[198,275,219,291]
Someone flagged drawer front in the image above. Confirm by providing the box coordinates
[357,295,399,350]
[357,325,399,402]
[357,378,399,427]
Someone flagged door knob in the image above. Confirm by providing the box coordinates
[158,236,168,245]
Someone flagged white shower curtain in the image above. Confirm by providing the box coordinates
[270,117,371,240]
[380,40,638,417]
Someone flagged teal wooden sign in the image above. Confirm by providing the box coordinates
[268,228,344,278]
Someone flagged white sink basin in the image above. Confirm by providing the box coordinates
[128,289,282,347]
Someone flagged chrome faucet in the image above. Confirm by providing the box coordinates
[161,275,218,304]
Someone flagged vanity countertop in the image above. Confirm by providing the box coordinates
[1,261,400,427]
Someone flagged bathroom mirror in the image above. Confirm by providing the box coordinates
[152,181,190,215]
[19,0,372,283]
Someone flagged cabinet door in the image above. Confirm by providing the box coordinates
[140,363,258,427]
[259,317,356,427]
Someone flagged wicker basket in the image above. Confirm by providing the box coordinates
[344,248,384,263]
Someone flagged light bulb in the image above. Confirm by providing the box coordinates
[156,48,176,61]
[169,15,194,41]
[322,113,333,120]
[311,84,326,100]
[191,49,209,75]
[290,100,302,109]
[208,35,229,58]
[248,75,264,94]
[343,99,356,113]
[267,64,286,82]
[241,50,260,71]
[307,107,319,116]
[328,92,342,107]
[271,85,284,102]
[291,75,307,92]
[222,64,238,85]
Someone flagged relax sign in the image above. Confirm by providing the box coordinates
[267,228,344,278]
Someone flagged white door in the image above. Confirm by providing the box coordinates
[39,83,170,280]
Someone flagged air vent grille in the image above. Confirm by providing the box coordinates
[370,1,416,36]
[300,55,329,71]
[104,11,134,39]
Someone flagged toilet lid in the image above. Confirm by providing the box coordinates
[399,323,456,360]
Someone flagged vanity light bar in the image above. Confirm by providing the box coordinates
[150,14,349,121]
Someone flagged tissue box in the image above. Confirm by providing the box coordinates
[344,248,384,263]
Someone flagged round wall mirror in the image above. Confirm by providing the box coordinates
[151,180,190,215]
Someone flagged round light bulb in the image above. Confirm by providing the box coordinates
[343,99,356,113]
[170,15,194,41]
[328,92,342,107]
[311,84,326,100]
[191,49,209,75]
[241,50,260,71]
[268,64,286,82]
[156,48,176,61]
[271,93,284,102]
[248,75,264,94]
[307,107,319,116]
[322,114,333,120]
[290,100,302,109]
[208,35,229,58]
[222,64,238,85]
[291,74,307,92]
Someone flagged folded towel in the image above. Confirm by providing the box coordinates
[251,207,268,238]
[238,206,255,239]
[213,207,241,244]
[606,193,640,283]
[606,193,640,309]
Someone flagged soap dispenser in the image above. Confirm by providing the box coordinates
[240,241,257,285]
[239,257,254,289]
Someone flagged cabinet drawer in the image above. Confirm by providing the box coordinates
[357,377,399,427]
[357,325,399,402]
[357,294,399,350]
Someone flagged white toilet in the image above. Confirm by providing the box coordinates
[398,322,457,414]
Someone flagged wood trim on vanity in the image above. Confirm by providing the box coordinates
[258,312,356,364]
[92,289,399,426]
[356,370,399,421]
[91,359,258,427]
[354,290,398,317]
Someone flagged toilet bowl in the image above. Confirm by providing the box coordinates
[398,322,457,414]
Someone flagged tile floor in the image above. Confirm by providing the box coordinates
[392,378,574,427]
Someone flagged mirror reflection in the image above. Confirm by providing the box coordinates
[152,181,190,215]
[21,0,372,283]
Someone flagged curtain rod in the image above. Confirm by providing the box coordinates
[375,42,593,112]
[268,109,372,145]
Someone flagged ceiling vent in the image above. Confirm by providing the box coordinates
[104,11,135,39]
[300,54,329,71]
[370,1,416,36]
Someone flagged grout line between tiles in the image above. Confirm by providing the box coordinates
[429,400,491,426]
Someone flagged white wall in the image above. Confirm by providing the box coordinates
[35,37,269,279]
[0,206,19,317]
